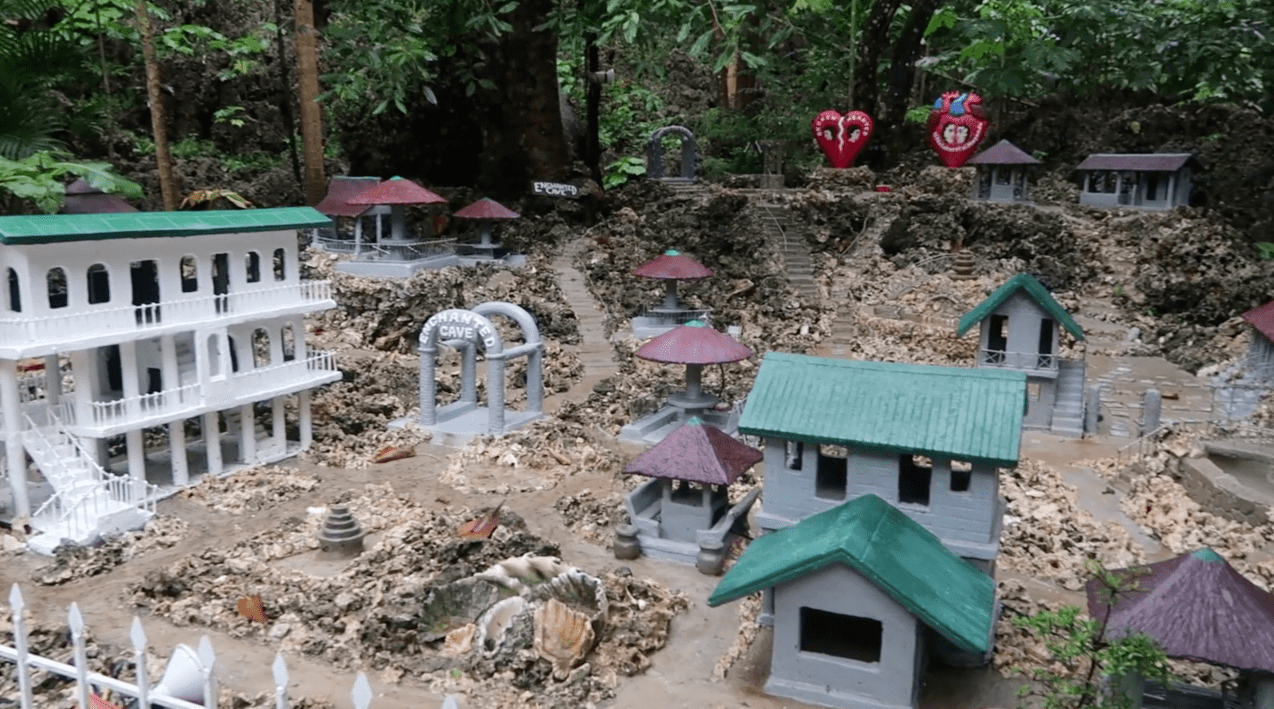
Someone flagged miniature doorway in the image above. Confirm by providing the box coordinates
[131,259,160,324]
[417,302,544,437]
[646,125,697,180]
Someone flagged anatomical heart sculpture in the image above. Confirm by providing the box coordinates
[927,92,988,168]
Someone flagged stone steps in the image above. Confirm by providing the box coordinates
[549,243,620,411]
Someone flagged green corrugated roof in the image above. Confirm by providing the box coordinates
[0,208,331,245]
[738,353,1025,466]
[707,494,996,653]
[956,273,1084,340]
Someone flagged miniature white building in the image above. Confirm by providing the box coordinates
[0,208,341,553]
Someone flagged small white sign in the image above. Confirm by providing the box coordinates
[532,181,580,198]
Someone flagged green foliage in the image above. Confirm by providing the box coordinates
[1255,242,1274,260]
[0,0,86,158]
[904,105,933,124]
[603,155,645,189]
[0,150,141,213]
[214,105,246,128]
[1012,562,1172,709]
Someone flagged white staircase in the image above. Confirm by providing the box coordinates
[1051,358,1086,437]
[22,411,157,555]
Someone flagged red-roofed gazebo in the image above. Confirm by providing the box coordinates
[634,249,713,313]
[636,320,751,412]
[454,198,520,253]
[346,176,448,241]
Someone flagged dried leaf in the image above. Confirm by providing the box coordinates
[458,500,505,540]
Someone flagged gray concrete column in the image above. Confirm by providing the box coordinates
[298,390,312,448]
[461,344,477,404]
[125,428,145,483]
[1142,389,1162,436]
[1085,385,1101,437]
[1,359,30,516]
[239,403,255,464]
[527,348,543,414]
[353,219,363,257]
[419,346,437,425]
[488,358,505,434]
[119,340,141,423]
[169,419,188,487]
[203,411,222,476]
[69,349,96,425]
[42,355,59,407]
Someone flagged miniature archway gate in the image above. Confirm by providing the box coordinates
[418,302,544,435]
[646,125,697,180]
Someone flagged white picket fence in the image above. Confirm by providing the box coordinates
[0,584,458,709]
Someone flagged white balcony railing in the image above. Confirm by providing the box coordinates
[979,348,1059,371]
[55,351,338,433]
[0,281,332,348]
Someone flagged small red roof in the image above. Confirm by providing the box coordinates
[968,140,1040,166]
[347,176,447,206]
[1087,548,1274,674]
[624,417,762,485]
[315,176,379,217]
[1243,301,1274,343]
[634,249,714,280]
[454,198,520,220]
[636,320,752,365]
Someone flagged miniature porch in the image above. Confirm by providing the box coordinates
[1075,153,1197,210]
[957,273,1087,436]
[708,494,998,709]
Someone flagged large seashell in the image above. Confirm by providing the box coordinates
[475,555,570,593]
[475,596,528,656]
[533,597,594,680]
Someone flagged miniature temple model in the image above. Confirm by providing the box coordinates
[646,125,698,182]
[621,417,762,570]
[957,273,1086,436]
[968,140,1041,202]
[1241,301,1274,381]
[620,320,750,445]
[313,176,382,255]
[0,208,341,554]
[453,198,525,266]
[631,249,713,338]
[410,302,544,446]
[338,177,457,276]
[709,494,997,709]
[1076,153,1197,210]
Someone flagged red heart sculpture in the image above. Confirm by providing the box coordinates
[927,92,988,168]
[811,110,874,169]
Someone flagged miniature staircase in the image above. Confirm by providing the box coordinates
[547,239,620,412]
[1051,358,1087,437]
[22,414,154,555]
[758,204,820,303]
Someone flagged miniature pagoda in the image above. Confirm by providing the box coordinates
[338,177,457,277]
[967,140,1040,202]
[621,417,762,569]
[631,249,713,338]
[619,320,751,445]
[1075,153,1197,210]
[453,198,525,266]
[313,176,383,255]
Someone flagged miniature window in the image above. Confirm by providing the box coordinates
[799,608,881,664]
[785,440,803,471]
[1145,175,1159,201]
[815,444,848,501]
[950,460,973,493]
[669,480,703,506]
[995,168,1011,185]
[46,268,67,309]
[899,455,932,506]
[1102,172,1117,194]
[180,256,198,293]
[227,335,240,373]
[281,324,296,362]
[245,251,261,283]
[987,314,1008,357]
[6,268,19,312]
[252,328,271,368]
[87,264,110,304]
[273,248,286,281]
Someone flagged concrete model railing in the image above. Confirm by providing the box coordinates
[353,238,456,262]
[0,585,441,709]
[0,281,332,349]
[978,348,1059,371]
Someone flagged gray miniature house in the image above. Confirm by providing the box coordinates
[708,494,997,709]
[1076,153,1197,210]
[967,140,1040,202]
[957,273,1086,436]
[1242,301,1274,381]
[622,417,762,568]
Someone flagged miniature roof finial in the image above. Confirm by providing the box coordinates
[664,248,681,256]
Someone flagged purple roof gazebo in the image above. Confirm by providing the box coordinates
[625,416,762,485]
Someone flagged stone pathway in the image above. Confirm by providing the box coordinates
[548,240,620,412]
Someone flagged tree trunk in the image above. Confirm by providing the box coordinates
[135,0,177,211]
[275,0,302,186]
[851,0,904,115]
[881,0,937,128]
[294,0,326,205]
[476,0,571,193]
[584,29,602,186]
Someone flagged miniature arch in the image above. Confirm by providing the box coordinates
[646,125,698,180]
[417,301,544,435]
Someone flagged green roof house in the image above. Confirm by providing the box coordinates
[0,208,340,554]
[709,494,997,709]
[956,273,1086,437]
